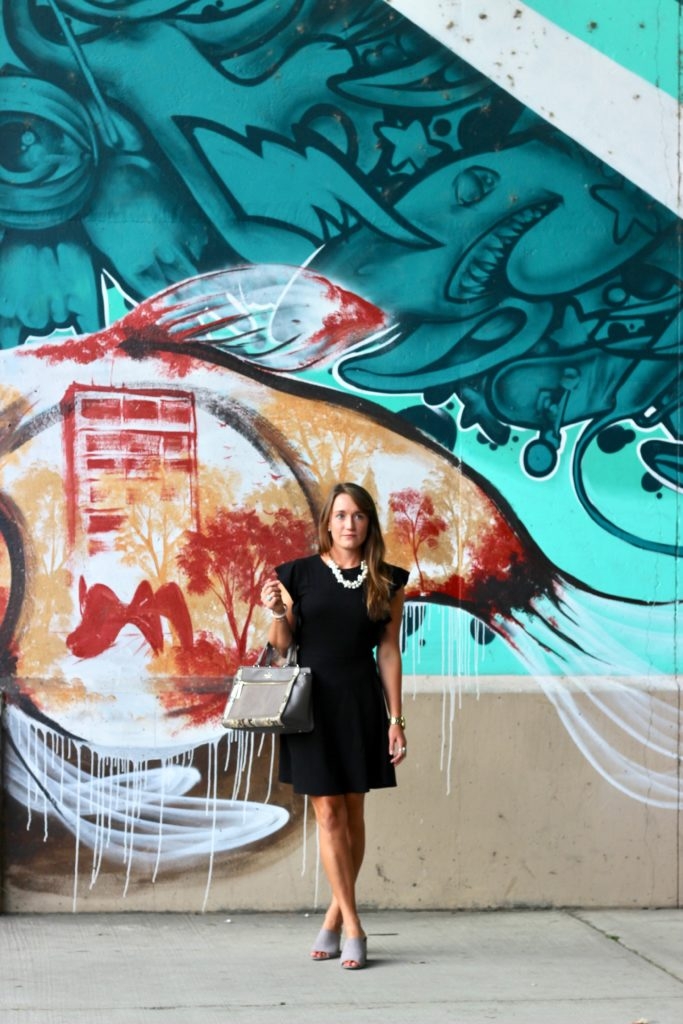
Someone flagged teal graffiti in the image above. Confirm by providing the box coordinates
[0,0,681,559]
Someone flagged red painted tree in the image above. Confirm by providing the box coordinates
[177,506,314,660]
[389,488,448,591]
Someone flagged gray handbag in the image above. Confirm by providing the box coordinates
[222,643,313,734]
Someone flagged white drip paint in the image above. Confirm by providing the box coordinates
[242,732,255,805]
[223,732,233,773]
[404,593,679,809]
[151,753,167,885]
[73,742,82,912]
[493,585,681,808]
[202,738,220,913]
[40,726,49,840]
[5,708,289,909]
[265,736,275,805]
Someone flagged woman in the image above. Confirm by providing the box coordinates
[260,482,408,970]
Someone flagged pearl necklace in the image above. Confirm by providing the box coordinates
[326,558,368,589]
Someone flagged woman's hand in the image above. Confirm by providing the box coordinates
[261,577,286,615]
[389,723,407,765]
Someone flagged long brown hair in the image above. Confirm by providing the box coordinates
[318,482,392,620]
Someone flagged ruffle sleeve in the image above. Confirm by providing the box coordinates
[389,564,409,594]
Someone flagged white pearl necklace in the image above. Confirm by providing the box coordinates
[326,558,368,589]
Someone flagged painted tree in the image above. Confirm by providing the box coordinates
[112,466,195,586]
[177,506,314,660]
[10,465,73,674]
[389,488,448,591]
[261,392,398,496]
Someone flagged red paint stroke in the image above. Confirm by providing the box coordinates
[163,686,228,729]
[153,582,194,649]
[406,509,556,624]
[158,635,244,727]
[67,578,194,658]
[24,325,123,365]
[85,513,126,534]
[22,298,239,374]
[309,279,386,359]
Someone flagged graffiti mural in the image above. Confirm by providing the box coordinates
[0,0,680,904]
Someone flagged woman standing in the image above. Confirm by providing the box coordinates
[260,482,408,970]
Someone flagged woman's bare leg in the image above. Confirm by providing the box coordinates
[310,793,366,959]
[319,793,365,932]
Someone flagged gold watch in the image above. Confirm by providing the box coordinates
[389,715,406,728]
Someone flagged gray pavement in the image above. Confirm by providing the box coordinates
[1,909,682,1023]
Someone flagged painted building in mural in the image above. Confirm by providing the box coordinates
[0,0,680,911]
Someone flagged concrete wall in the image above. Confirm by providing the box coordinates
[0,0,680,911]
[4,681,680,912]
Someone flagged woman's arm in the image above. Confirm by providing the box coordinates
[261,577,295,656]
[376,588,407,765]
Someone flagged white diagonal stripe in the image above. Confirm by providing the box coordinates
[388,0,681,214]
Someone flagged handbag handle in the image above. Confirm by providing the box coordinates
[256,642,297,667]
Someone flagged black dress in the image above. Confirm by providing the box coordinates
[276,555,409,796]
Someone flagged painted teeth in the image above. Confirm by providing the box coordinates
[468,262,491,283]
[458,202,552,298]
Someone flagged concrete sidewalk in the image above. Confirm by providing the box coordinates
[1,909,681,1023]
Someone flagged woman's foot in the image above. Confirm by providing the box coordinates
[341,934,367,970]
[310,927,341,961]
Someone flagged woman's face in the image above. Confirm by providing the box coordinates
[327,493,369,559]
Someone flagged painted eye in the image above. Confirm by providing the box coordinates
[453,166,499,206]
[0,77,98,229]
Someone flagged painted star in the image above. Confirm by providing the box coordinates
[592,182,661,244]
[376,120,446,172]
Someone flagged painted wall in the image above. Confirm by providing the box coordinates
[0,0,680,911]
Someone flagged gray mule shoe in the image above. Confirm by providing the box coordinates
[310,927,341,960]
[340,935,367,970]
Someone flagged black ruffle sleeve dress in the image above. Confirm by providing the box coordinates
[275,555,409,796]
